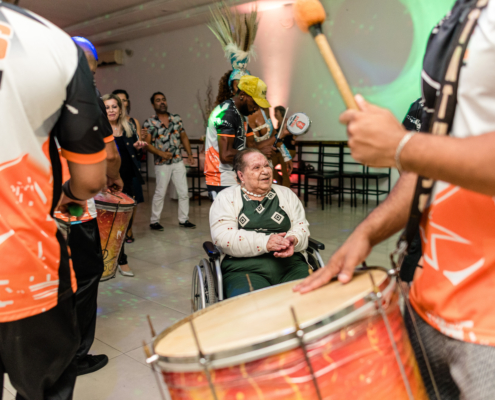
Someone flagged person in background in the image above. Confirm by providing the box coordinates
[144,92,196,230]
[103,94,147,277]
[0,3,107,398]
[249,105,292,188]
[276,106,297,159]
[205,75,276,199]
[112,89,145,243]
[62,36,123,377]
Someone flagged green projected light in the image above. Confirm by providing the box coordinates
[299,0,455,139]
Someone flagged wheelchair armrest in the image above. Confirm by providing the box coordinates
[203,241,221,260]
[308,237,325,251]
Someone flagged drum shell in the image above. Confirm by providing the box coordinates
[155,273,427,399]
[94,192,135,281]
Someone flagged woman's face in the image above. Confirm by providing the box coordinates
[116,93,129,112]
[275,109,282,123]
[238,152,273,194]
[104,99,121,122]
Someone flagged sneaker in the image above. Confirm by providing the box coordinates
[150,222,164,231]
[77,354,109,376]
[179,220,196,229]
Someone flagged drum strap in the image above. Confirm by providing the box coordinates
[395,0,488,263]
[392,2,488,399]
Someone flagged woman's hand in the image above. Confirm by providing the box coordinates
[293,229,372,293]
[133,140,148,150]
[267,233,290,252]
[287,160,293,175]
[274,236,298,258]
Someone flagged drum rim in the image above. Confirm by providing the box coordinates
[94,200,136,210]
[153,267,395,372]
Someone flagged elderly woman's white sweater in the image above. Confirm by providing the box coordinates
[210,184,310,262]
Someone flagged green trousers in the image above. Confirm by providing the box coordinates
[222,252,310,298]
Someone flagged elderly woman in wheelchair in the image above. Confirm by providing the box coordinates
[208,148,314,299]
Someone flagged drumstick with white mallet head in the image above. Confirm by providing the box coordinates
[294,0,358,110]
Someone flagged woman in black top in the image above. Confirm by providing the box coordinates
[103,94,147,277]
[113,89,145,243]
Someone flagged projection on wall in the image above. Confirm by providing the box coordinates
[278,0,455,140]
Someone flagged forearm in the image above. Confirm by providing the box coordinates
[105,141,121,179]
[180,132,193,156]
[67,160,107,200]
[401,132,495,196]
[354,172,416,246]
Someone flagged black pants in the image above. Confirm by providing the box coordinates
[207,185,231,201]
[0,295,79,400]
[68,219,104,359]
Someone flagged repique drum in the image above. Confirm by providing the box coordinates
[94,191,135,281]
[287,112,312,136]
[150,268,427,400]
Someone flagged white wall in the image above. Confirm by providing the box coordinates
[95,0,454,184]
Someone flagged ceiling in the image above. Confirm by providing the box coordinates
[20,0,294,46]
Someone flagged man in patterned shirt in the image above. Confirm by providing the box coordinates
[144,92,196,230]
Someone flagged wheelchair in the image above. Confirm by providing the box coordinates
[191,238,326,312]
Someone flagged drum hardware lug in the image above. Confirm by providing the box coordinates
[290,307,323,400]
[189,320,219,400]
[368,273,415,400]
[143,341,168,400]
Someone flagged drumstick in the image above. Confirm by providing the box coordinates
[147,315,157,338]
[143,341,167,400]
[246,274,254,292]
[273,107,289,149]
[294,0,358,110]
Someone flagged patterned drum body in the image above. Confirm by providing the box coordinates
[155,270,427,400]
[94,192,135,281]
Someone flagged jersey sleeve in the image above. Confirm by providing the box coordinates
[215,108,237,137]
[52,46,106,164]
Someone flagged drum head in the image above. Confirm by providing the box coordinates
[154,268,392,371]
[287,112,311,135]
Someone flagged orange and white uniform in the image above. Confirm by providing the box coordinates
[410,1,495,345]
[204,99,254,187]
[0,5,106,322]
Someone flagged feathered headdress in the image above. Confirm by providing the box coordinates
[208,2,259,88]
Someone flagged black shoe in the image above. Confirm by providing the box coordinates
[179,220,196,229]
[150,222,164,231]
[77,354,109,376]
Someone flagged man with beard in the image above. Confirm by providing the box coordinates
[205,75,272,198]
[144,92,196,230]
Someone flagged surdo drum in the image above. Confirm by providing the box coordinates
[94,191,135,281]
[151,268,427,400]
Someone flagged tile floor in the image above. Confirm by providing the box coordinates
[3,184,399,400]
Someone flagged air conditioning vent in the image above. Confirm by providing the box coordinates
[98,49,124,67]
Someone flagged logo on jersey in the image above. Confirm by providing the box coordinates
[0,22,13,60]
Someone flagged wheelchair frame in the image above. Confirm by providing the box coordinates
[192,237,326,312]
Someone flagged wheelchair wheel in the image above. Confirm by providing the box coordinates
[191,260,218,313]
[202,259,218,306]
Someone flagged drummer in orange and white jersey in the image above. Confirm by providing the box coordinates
[295,1,495,398]
[0,2,107,398]
[53,36,124,377]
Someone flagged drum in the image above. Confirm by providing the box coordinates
[287,112,311,136]
[95,191,135,281]
[152,269,427,400]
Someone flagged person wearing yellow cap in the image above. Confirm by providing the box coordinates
[205,75,275,198]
